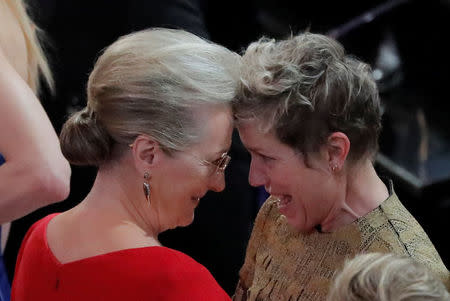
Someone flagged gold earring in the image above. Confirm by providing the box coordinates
[331,164,338,172]
[143,172,151,205]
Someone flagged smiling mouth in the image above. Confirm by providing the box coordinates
[274,195,292,212]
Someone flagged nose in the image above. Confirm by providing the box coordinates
[248,159,267,187]
[208,172,226,192]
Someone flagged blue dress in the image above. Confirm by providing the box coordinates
[0,153,11,301]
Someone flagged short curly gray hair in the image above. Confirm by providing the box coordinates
[327,253,450,301]
[234,32,381,163]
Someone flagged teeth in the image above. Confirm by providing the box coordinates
[277,195,292,207]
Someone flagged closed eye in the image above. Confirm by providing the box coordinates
[210,152,229,167]
[249,150,275,162]
[211,157,223,165]
[260,153,275,161]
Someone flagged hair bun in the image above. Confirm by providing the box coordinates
[60,107,113,166]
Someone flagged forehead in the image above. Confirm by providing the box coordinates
[237,120,284,151]
[192,105,233,153]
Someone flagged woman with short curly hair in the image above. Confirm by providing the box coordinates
[233,32,449,301]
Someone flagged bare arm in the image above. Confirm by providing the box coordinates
[0,49,71,223]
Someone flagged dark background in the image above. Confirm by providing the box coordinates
[5,0,450,295]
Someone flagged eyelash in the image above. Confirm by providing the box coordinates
[211,157,222,165]
[260,154,274,161]
[251,151,274,162]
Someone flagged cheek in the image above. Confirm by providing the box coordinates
[157,163,201,202]
[164,177,201,227]
[294,177,335,218]
[288,172,323,207]
[267,165,295,187]
[171,173,204,199]
[176,165,210,201]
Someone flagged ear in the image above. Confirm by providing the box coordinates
[325,132,350,172]
[129,134,163,173]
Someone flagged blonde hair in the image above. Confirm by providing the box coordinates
[60,28,240,166]
[4,0,53,93]
[327,253,450,301]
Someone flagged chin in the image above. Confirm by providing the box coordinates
[178,214,195,228]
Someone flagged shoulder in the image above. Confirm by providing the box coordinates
[130,247,214,278]
[259,196,279,214]
[239,196,286,263]
[25,247,232,301]
[356,180,415,231]
[108,247,230,299]
[21,213,59,246]
[132,247,211,275]
[356,185,448,277]
[359,185,425,237]
[14,214,59,276]
[255,196,280,228]
[248,196,281,245]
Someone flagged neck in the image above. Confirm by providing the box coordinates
[320,159,389,232]
[76,162,163,241]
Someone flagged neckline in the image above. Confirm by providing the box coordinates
[313,179,394,233]
[350,180,395,225]
[43,214,166,267]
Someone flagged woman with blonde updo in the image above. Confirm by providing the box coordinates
[11,28,240,301]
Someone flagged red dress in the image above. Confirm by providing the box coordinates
[11,214,231,301]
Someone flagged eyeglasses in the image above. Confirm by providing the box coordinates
[200,152,231,176]
[129,142,230,176]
